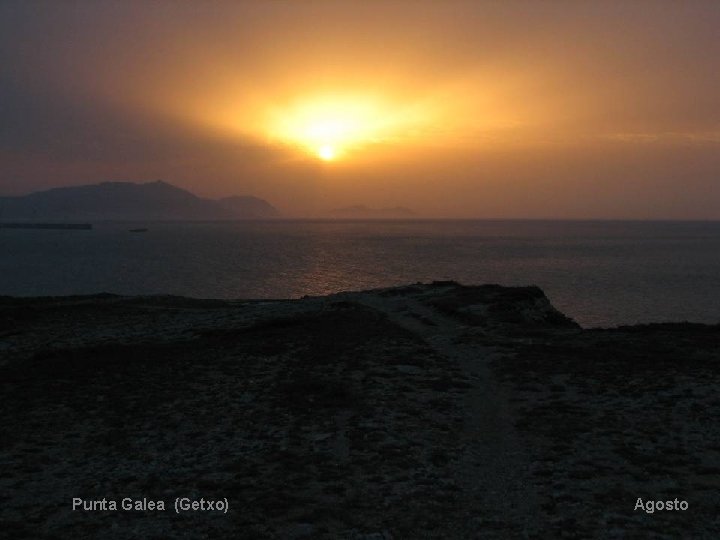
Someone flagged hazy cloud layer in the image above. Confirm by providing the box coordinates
[1,1,719,217]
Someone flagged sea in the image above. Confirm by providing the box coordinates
[2,220,719,328]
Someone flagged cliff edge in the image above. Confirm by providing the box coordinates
[1,282,717,538]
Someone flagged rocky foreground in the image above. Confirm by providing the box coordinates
[1,282,718,539]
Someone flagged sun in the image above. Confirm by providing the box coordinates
[267,95,392,161]
[318,145,336,161]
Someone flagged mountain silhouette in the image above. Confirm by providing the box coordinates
[0,181,280,221]
[218,196,280,218]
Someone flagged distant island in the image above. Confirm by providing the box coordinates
[0,181,280,221]
[327,205,416,219]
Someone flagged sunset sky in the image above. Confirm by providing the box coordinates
[1,1,719,218]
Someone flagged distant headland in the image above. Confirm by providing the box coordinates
[0,181,280,222]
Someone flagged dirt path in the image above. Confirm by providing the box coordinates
[342,288,540,536]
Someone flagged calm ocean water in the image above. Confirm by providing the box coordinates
[2,220,719,328]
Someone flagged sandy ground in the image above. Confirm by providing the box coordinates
[1,282,718,538]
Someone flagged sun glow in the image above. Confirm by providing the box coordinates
[266,95,421,161]
[318,144,336,161]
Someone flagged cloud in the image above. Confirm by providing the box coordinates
[604,132,720,145]
[1,1,720,217]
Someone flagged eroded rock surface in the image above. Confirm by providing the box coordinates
[1,282,717,538]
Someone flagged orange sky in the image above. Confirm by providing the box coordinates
[1,1,719,218]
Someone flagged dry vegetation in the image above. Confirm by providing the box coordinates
[1,283,718,538]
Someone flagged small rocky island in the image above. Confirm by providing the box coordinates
[1,282,718,538]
